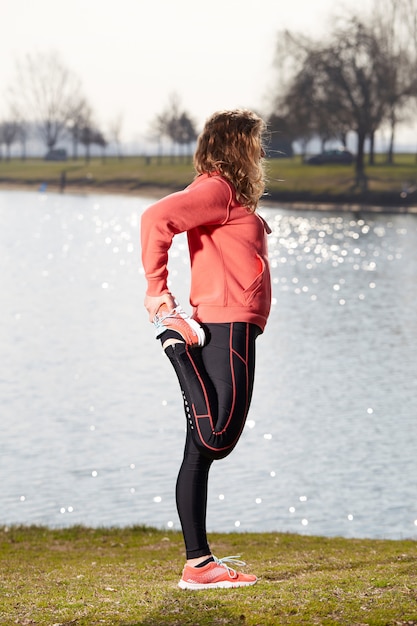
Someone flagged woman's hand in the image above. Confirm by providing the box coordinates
[144,293,176,322]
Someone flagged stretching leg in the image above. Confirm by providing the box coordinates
[165,322,260,460]
[164,322,260,559]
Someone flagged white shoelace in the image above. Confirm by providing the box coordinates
[153,304,178,322]
[213,555,246,578]
[153,305,183,338]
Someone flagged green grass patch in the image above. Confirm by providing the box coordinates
[265,154,417,199]
[1,525,416,625]
[0,156,196,192]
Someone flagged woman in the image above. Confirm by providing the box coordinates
[141,109,271,589]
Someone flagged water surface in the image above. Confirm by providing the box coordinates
[1,190,416,540]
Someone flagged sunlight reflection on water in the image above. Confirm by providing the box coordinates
[1,190,416,539]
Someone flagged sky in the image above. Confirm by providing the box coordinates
[3,0,408,149]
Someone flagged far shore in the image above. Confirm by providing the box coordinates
[1,180,416,214]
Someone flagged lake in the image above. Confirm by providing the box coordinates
[1,189,416,540]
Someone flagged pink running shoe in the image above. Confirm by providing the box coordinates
[153,301,205,347]
[178,556,257,590]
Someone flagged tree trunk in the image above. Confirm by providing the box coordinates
[72,135,79,160]
[368,131,375,166]
[387,120,395,165]
[340,132,347,148]
[355,129,368,191]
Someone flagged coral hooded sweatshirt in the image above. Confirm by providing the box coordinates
[141,172,272,332]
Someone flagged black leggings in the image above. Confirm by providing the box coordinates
[164,322,260,558]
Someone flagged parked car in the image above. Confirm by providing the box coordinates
[44,148,67,161]
[305,149,354,165]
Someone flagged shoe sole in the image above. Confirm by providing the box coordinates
[155,315,206,347]
[178,578,257,590]
[183,317,206,347]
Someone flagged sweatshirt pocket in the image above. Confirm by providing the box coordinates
[242,255,266,305]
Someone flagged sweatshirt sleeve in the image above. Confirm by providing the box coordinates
[140,176,233,296]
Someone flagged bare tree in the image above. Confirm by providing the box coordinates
[320,20,392,186]
[79,109,106,163]
[67,98,92,160]
[0,119,19,160]
[9,51,85,152]
[16,122,29,160]
[169,111,198,162]
[94,129,107,162]
[149,110,170,163]
[80,124,95,163]
[108,114,124,159]
[151,93,198,163]
[273,31,351,156]
[273,20,394,188]
[279,70,317,157]
[164,93,182,162]
[370,0,417,163]
[272,2,417,181]
[4,104,30,160]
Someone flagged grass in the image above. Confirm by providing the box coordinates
[0,156,196,193]
[1,525,417,625]
[0,154,416,206]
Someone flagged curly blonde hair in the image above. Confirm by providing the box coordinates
[193,109,267,212]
